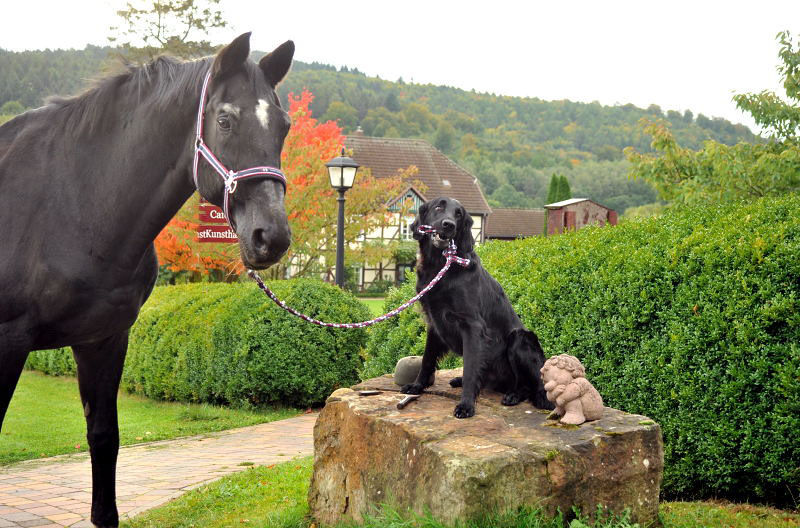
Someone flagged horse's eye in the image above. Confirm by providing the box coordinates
[217,116,231,131]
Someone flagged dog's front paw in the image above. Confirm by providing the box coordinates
[501,392,521,406]
[453,402,475,419]
[401,382,424,395]
[449,376,462,388]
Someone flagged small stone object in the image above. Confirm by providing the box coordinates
[540,354,604,425]
[394,355,433,386]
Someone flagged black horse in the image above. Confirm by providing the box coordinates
[0,33,293,527]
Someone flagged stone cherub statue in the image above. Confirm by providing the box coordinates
[540,354,604,425]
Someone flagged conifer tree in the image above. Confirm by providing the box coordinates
[558,174,572,201]
[546,173,560,204]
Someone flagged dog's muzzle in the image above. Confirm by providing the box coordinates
[432,232,451,249]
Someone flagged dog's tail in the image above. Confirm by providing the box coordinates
[508,328,554,410]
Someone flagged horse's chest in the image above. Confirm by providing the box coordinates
[27,250,158,348]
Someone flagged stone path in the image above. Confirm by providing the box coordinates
[0,413,317,527]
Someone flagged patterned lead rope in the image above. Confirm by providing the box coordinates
[246,224,470,328]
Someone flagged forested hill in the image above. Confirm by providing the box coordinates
[1,46,759,213]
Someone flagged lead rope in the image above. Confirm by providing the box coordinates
[246,225,470,328]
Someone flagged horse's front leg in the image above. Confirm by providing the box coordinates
[73,331,129,528]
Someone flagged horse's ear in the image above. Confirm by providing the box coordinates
[456,207,474,254]
[213,32,252,79]
[410,201,429,241]
[259,40,295,87]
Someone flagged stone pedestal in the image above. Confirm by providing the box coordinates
[308,369,663,526]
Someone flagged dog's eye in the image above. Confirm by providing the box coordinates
[455,210,462,217]
[435,205,444,212]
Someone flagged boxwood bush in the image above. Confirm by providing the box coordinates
[28,279,370,408]
[363,195,800,506]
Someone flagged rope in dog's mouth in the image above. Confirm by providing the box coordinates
[246,224,470,328]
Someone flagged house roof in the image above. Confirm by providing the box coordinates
[485,208,546,239]
[345,135,492,215]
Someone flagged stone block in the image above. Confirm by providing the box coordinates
[308,369,663,526]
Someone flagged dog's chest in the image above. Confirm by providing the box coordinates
[421,300,465,353]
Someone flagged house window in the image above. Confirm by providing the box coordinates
[400,221,414,240]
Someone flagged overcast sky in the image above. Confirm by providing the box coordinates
[2,0,796,134]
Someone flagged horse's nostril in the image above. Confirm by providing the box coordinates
[252,228,270,252]
[251,227,290,263]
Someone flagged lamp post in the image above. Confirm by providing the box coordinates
[326,148,360,288]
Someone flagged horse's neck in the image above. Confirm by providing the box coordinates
[82,83,200,265]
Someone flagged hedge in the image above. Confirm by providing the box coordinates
[363,195,800,506]
[27,279,371,408]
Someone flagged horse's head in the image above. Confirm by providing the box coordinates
[195,33,293,269]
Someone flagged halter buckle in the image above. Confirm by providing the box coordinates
[225,170,238,194]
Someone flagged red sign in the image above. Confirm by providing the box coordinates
[196,225,237,243]
[199,204,227,224]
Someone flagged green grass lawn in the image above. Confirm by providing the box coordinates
[122,456,800,528]
[0,371,299,466]
[359,297,385,317]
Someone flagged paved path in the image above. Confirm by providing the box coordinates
[0,414,317,527]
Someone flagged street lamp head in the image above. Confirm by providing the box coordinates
[326,147,360,191]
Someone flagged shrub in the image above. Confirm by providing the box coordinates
[25,348,74,376]
[362,195,800,506]
[29,279,370,409]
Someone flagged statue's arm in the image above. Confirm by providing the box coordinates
[556,382,582,405]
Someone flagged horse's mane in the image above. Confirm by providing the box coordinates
[44,55,215,135]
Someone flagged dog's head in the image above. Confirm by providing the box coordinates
[410,197,474,253]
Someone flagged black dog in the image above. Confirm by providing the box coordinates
[400,197,554,418]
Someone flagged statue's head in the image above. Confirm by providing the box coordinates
[541,354,586,386]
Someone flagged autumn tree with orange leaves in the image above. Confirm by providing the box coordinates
[154,89,416,282]
[280,90,417,280]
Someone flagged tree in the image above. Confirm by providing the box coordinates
[546,173,560,203]
[0,100,24,115]
[322,101,359,132]
[109,0,227,61]
[625,31,800,205]
[433,121,456,153]
[558,174,572,201]
[733,31,800,141]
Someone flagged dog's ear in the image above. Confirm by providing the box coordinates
[455,206,475,253]
[410,201,429,241]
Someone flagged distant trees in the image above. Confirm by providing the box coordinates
[1,43,764,214]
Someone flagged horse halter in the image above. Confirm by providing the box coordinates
[193,69,287,228]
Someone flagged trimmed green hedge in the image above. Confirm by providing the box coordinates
[363,195,800,506]
[28,279,371,408]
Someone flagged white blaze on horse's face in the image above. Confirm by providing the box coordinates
[221,103,240,118]
[255,99,270,129]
